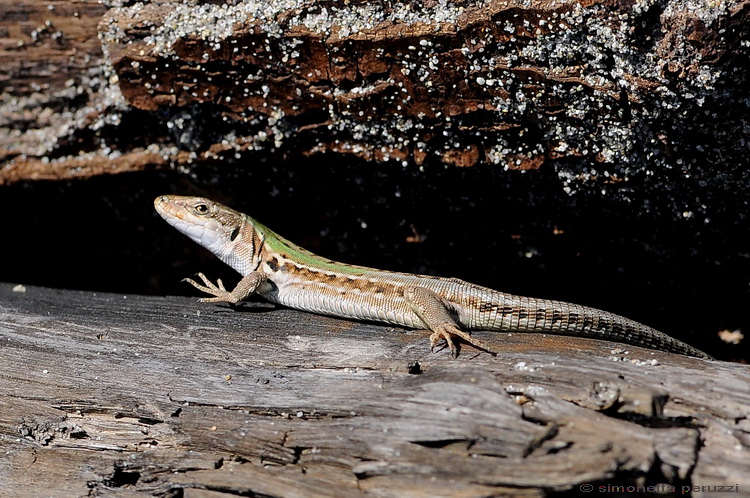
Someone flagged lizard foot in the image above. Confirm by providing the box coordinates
[428,324,495,358]
[182,272,241,304]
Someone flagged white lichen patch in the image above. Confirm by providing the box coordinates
[108,0,498,56]
[0,59,127,160]
[92,0,747,222]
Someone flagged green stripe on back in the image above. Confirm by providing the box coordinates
[249,215,370,276]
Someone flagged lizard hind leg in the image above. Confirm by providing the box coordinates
[404,285,495,357]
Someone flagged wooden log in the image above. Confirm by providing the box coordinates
[1,283,748,495]
[1,0,748,183]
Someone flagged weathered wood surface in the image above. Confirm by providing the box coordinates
[0,283,748,496]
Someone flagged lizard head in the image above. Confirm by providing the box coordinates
[154,195,261,275]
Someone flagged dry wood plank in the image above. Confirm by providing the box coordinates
[0,283,748,496]
[0,284,750,496]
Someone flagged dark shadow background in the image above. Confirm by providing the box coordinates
[1,154,747,361]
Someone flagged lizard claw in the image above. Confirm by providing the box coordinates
[182,273,239,303]
[429,328,459,357]
[429,325,495,358]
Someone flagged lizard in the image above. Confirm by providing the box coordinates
[154,195,712,359]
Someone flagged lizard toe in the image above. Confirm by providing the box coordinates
[431,325,495,357]
[429,326,459,357]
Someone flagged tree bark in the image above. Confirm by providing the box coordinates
[1,0,748,183]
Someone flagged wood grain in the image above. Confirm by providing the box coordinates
[0,283,747,496]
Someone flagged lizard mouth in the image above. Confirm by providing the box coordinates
[154,195,173,215]
[154,195,190,222]
[154,195,225,251]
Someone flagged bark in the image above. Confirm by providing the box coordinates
[1,0,748,186]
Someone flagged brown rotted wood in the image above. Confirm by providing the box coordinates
[2,0,748,183]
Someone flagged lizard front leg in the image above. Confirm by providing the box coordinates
[183,271,267,304]
[404,286,495,357]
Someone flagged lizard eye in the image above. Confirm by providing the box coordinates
[194,203,209,215]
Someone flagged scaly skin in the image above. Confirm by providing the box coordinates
[154,195,712,359]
